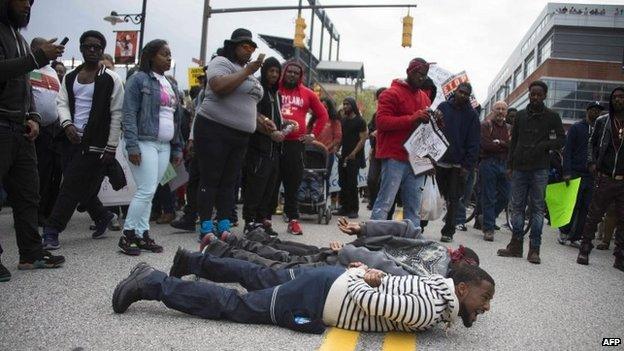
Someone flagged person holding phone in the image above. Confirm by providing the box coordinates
[195,28,268,250]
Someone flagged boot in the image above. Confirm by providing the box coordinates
[614,257,624,272]
[112,262,160,313]
[527,246,541,264]
[576,242,592,265]
[497,237,523,257]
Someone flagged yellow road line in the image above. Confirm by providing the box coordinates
[318,328,360,351]
[382,332,417,351]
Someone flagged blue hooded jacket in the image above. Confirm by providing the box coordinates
[436,97,480,170]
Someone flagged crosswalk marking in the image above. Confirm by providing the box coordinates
[382,332,417,351]
[318,328,360,351]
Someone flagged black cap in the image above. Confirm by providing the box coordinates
[224,28,257,48]
[586,101,604,110]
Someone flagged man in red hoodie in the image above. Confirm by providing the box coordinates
[277,61,328,235]
[370,58,432,229]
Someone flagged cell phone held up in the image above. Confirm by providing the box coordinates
[60,37,69,46]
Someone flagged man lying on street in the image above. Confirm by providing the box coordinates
[112,253,495,334]
[202,218,479,277]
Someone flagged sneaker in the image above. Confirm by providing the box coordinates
[199,233,217,253]
[42,228,60,250]
[244,221,262,233]
[440,235,453,243]
[17,251,65,270]
[596,242,610,250]
[0,261,11,282]
[136,231,163,253]
[112,262,155,314]
[484,230,494,242]
[169,247,191,278]
[262,220,279,237]
[494,224,501,231]
[93,212,116,239]
[456,224,467,232]
[109,216,122,231]
[557,232,568,245]
[171,213,197,232]
[199,220,215,243]
[347,212,359,219]
[287,219,303,235]
[118,230,141,256]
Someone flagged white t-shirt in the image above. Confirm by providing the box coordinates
[30,65,61,126]
[154,72,176,142]
[73,80,94,135]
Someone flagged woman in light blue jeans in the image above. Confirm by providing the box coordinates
[119,39,183,256]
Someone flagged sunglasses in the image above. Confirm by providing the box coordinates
[240,43,256,53]
[81,44,103,52]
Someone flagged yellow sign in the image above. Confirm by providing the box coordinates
[187,67,205,88]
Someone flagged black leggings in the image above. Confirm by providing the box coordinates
[194,117,249,223]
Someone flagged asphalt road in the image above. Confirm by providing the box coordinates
[1,205,622,351]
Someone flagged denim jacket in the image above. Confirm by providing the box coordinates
[122,71,183,157]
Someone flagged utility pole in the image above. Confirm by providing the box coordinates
[199,0,211,64]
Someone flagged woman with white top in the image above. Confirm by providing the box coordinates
[119,39,183,256]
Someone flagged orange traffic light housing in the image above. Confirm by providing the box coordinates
[294,17,307,48]
[402,15,413,48]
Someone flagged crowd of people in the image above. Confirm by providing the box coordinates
[1,0,623,338]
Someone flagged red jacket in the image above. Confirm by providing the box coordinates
[375,79,432,161]
[278,62,328,141]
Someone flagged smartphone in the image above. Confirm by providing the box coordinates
[60,37,69,46]
[257,53,266,62]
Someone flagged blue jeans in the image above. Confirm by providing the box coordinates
[371,159,425,228]
[456,169,477,225]
[480,158,511,231]
[124,140,171,237]
[143,254,344,333]
[510,169,548,247]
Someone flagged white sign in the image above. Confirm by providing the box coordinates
[404,122,449,175]
[328,140,371,193]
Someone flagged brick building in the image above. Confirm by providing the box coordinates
[482,3,624,125]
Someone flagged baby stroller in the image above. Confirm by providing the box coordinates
[296,141,332,224]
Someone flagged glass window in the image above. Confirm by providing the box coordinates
[524,52,535,79]
[577,81,601,92]
[505,77,512,95]
[552,99,575,109]
[513,66,522,89]
[537,36,552,64]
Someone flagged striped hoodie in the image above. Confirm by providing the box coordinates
[322,268,459,332]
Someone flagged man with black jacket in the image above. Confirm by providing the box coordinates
[577,87,624,272]
[0,0,66,282]
[498,80,565,264]
[558,101,603,247]
[243,57,290,236]
[41,30,124,251]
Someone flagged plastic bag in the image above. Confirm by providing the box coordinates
[420,175,445,221]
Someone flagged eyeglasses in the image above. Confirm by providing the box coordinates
[240,43,256,53]
[81,44,103,52]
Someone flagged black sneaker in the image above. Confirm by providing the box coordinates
[112,262,154,314]
[119,230,141,256]
[169,247,191,278]
[137,231,163,253]
[170,213,197,232]
[0,261,11,282]
[93,212,115,239]
[440,235,453,243]
[17,251,65,270]
[262,220,279,237]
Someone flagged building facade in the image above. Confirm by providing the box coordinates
[482,3,624,124]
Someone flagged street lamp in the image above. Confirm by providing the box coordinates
[103,0,147,59]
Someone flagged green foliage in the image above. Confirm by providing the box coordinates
[329,89,377,122]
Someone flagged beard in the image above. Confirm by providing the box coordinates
[284,80,297,89]
[8,7,30,28]
[459,304,474,328]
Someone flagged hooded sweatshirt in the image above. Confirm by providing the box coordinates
[248,56,282,156]
[278,61,328,141]
[375,79,432,161]
[588,87,624,177]
[0,0,47,124]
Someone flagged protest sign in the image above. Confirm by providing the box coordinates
[545,178,581,228]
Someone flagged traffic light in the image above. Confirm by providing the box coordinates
[294,16,307,48]
[402,14,413,48]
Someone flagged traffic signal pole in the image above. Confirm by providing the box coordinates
[199,2,417,63]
